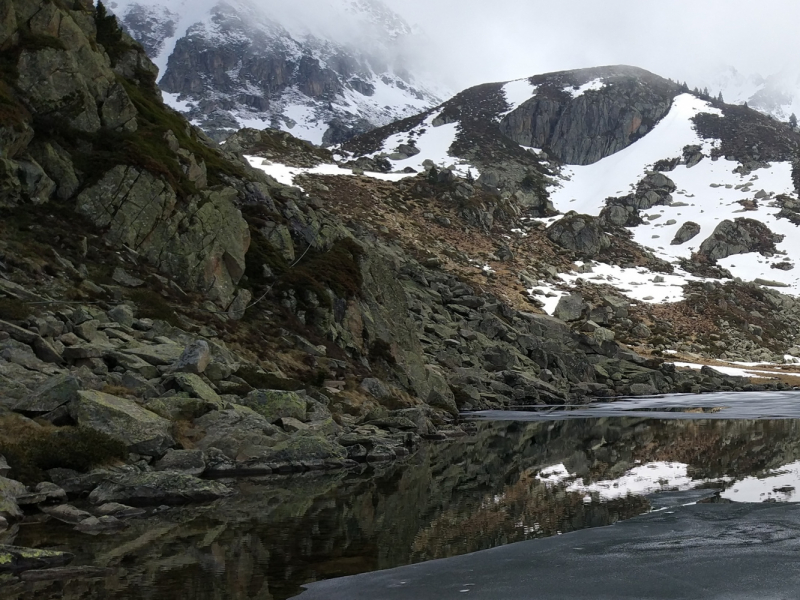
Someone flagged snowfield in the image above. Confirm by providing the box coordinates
[547,93,800,296]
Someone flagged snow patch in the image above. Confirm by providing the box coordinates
[565,78,606,98]
[501,79,538,115]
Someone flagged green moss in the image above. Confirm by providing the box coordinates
[0,426,127,485]
[280,238,364,309]
[126,288,182,327]
[0,298,30,321]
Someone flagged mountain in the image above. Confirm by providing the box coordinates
[105,0,443,143]
[696,65,800,123]
[250,64,800,364]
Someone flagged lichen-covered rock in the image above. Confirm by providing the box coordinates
[87,471,233,506]
[12,374,81,415]
[554,294,588,322]
[194,404,283,460]
[241,389,307,423]
[76,167,250,306]
[547,212,611,257]
[154,449,206,476]
[698,218,784,262]
[68,390,175,456]
[671,221,701,245]
[169,373,221,404]
[171,340,211,374]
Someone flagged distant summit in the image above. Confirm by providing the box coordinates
[108,0,443,143]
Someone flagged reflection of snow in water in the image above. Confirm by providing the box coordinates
[566,462,697,500]
[720,460,800,503]
[537,459,800,505]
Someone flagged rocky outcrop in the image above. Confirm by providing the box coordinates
[546,212,611,257]
[500,66,680,165]
[69,391,175,456]
[697,218,784,262]
[0,0,258,307]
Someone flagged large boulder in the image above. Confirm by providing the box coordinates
[194,405,283,460]
[87,471,233,506]
[554,294,588,322]
[68,391,175,456]
[698,218,784,262]
[547,212,611,257]
[241,390,307,423]
[12,374,81,415]
[671,221,701,245]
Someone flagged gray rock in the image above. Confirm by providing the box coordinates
[239,435,348,471]
[107,305,135,327]
[88,472,233,506]
[698,218,784,262]
[0,456,9,478]
[171,340,211,374]
[112,268,145,288]
[241,389,307,423]
[194,405,282,460]
[671,221,701,245]
[69,390,175,456]
[121,344,185,366]
[547,212,611,257]
[359,377,390,399]
[554,294,587,322]
[0,476,25,521]
[154,449,206,476]
[13,374,81,414]
[169,372,221,404]
[630,324,653,339]
[75,514,126,533]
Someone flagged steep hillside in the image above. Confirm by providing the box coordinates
[106,0,442,143]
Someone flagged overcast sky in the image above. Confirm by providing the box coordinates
[383,0,800,90]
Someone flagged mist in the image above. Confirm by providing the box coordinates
[381,0,800,92]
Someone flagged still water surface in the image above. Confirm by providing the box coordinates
[7,392,800,599]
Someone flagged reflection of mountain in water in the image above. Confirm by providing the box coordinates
[8,418,800,599]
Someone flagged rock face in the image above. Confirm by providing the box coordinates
[500,66,679,165]
[76,169,250,307]
[698,218,785,261]
[547,213,611,256]
[69,391,175,456]
[0,0,255,307]
[672,221,702,245]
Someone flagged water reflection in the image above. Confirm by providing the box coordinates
[6,416,800,599]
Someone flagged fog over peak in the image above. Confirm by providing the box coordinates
[382,0,800,92]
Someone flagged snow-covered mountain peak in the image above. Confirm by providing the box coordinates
[108,0,443,144]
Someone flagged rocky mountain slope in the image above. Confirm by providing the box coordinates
[105,0,442,143]
[257,65,800,365]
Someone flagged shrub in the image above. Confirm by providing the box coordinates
[0,424,127,484]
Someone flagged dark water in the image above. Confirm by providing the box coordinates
[7,393,800,599]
